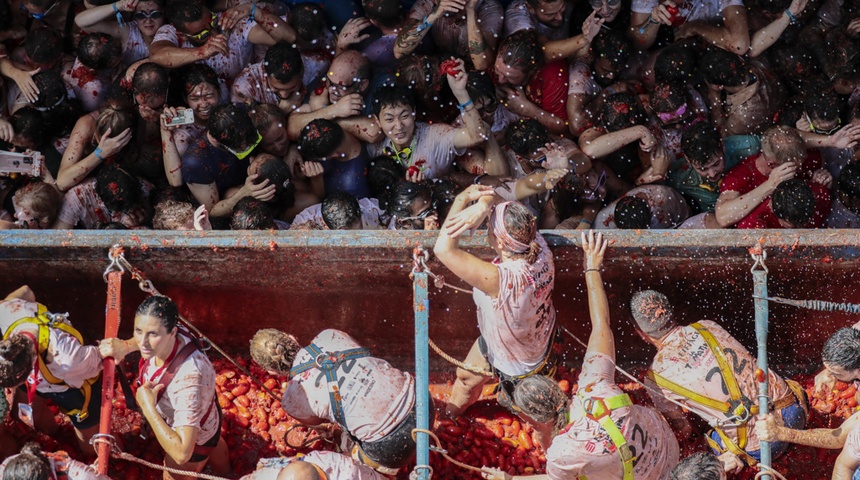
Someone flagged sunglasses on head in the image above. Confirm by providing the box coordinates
[806,113,841,135]
[225,132,263,160]
[133,10,163,20]
[22,0,58,20]
[581,171,607,201]
[187,14,217,42]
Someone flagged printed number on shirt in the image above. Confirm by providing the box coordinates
[314,358,357,390]
[628,423,649,468]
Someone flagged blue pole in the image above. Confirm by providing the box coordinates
[413,271,431,480]
[753,267,771,479]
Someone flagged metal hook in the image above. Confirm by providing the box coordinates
[750,249,768,274]
[103,245,126,282]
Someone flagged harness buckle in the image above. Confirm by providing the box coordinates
[719,398,752,427]
[315,353,338,369]
[44,312,69,326]
[582,396,610,421]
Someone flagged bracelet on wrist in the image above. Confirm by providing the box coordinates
[457,99,474,112]
[93,147,105,161]
[249,4,257,24]
[579,218,594,226]
[585,268,601,273]
[784,9,797,24]
[474,173,488,185]
[112,2,126,27]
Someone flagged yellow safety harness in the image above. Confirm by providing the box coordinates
[2,303,100,421]
[574,392,636,480]
[647,322,798,466]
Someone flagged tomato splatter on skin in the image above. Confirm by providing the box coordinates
[71,66,98,88]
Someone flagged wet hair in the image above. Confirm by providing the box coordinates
[181,63,220,97]
[387,180,431,227]
[592,30,630,73]
[136,295,180,332]
[670,452,723,480]
[77,33,122,70]
[96,106,136,140]
[372,86,415,117]
[367,156,405,208]
[769,45,819,89]
[681,122,722,167]
[361,0,401,28]
[630,290,676,338]
[231,197,276,229]
[772,179,814,227]
[699,49,748,87]
[96,165,142,214]
[838,162,860,211]
[32,70,67,112]
[500,201,541,263]
[255,155,295,207]
[549,173,584,221]
[396,55,446,106]
[152,199,195,230]
[761,126,805,165]
[104,77,135,111]
[249,328,301,374]
[3,443,52,480]
[9,107,46,147]
[289,3,327,47]
[335,50,371,84]
[430,178,459,223]
[0,334,36,389]
[654,45,698,84]
[25,28,63,66]
[0,0,11,31]
[601,93,647,133]
[132,62,169,97]
[99,221,129,230]
[466,71,498,114]
[614,195,650,229]
[298,119,344,160]
[824,328,860,371]
[650,82,687,117]
[249,103,287,132]
[263,42,304,84]
[505,119,551,158]
[166,0,206,27]
[208,104,259,154]
[497,30,542,73]
[322,192,361,229]
[12,181,63,227]
[804,90,842,123]
[512,375,569,433]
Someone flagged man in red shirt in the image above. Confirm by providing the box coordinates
[492,30,569,135]
[737,179,831,229]
[715,125,832,228]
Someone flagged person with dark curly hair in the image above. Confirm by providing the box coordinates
[54,164,152,228]
[594,184,691,229]
[61,32,123,112]
[232,42,305,113]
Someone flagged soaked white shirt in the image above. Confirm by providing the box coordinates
[367,122,466,179]
[292,197,385,229]
[243,451,387,480]
[473,233,556,376]
[282,329,415,442]
[631,0,744,22]
[595,185,691,229]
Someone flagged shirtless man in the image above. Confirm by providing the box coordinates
[630,290,808,469]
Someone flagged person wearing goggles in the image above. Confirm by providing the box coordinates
[74,0,166,67]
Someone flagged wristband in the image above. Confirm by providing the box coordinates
[112,2,126,27]
[585,268,601,273]
[474,173,488,185]
[416,15,432,32]
[93,147,105,161]
[784,9,797,24]
[605,87,616,96]
[248,3,257,24]
[457,99,473,112]
[579,218,594,226]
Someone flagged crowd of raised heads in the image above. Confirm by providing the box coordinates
[2,0,860,231]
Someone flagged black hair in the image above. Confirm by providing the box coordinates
[592,29,630,72]
[372,85,416,117]
[670,452,723,480]
[289,3,327,45]
[0,0,11,31]
[430,178,459,223]
[497,30,542,72]
[512,375,569,433]
[263,42,304,84]
[256,155,295,207]
[96,165,142,214]
[387,180,431,228]
[104,76,135,111]
[249,103,287,131]
[367,155,405,209]
[838,162,860,204]
[32,70,67,112]
[25,28,63,66]
[769,45,819,89]
[231,197,276,229]
[10,107,46,147]
[132,62,170,96]
[76,32,122,70]
[600,93,647,132]
[361,0,401,28]
[3,443,52,480]
[804,90,843,123]
[614,195,651,229]
[207,104,259,154]
[649,81,687,116]
[136,295,180,332]
[823,327,860,371]
[505,119,551,158]
[654,44,697,84]
[322,192,362,229]
[181,63,220,97]
[698,49,748,87]
[466,71,498,114]
[771,179,814,227]
[0,334,36,389]
[550,172,584,221]
[681,122,722,167]
[298,119,344,160]
[395,55,444,101]
[166,0,206,27]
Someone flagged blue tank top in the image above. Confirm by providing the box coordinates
[322,145,370,198]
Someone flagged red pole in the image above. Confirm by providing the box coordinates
[98,270,122,475]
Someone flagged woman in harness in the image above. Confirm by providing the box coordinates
[0,285,104,455]
[99,296,230,480]
[433,185,558,448]
[249,328,419,476]
[0,442,110,480]
[482,232,680,480]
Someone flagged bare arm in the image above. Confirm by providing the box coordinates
[629,11,661,50]
[337,115,384,144]
[758,411,860,449]
[582,231,613,361]
[465,0,493,70]
[150,34,227,69]
[74,0,130,36]
[543,12,603,62]
[286,94,363,140]
[679,6,750,55]
[159,109,186,188]
[513,168,567,199]
[714,163,794,227]
[833,449,860,480]
[748,9,797,57]
[136,383,199,465]
[579,125,651,159]
[4,285,35,302]
[446,59,487,149]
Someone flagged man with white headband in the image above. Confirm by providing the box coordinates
[434,186,557,448]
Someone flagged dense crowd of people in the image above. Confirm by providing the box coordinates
[1,0,859,231]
